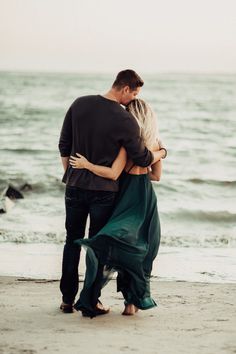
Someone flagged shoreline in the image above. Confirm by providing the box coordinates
[0,242,236,284]
[0,275,236,354]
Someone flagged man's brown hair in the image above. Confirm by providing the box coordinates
[112,69,144,90]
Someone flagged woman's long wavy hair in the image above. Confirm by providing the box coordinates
[126,99,159,149]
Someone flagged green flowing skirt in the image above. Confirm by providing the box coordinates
[74,171,161,316]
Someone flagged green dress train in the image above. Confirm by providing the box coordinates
[74,171,161,317]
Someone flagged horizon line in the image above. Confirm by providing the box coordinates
[0,68,235,76]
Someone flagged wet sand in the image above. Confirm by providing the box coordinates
[0,276,236,354]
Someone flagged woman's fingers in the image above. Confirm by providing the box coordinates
[76,153,86,158]
[69,157,84,169]
[70,160,79,165]
[70,161,81,166]
[69,154,87,170]
[70,155,84,160]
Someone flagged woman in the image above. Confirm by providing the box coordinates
[69,99,166,317]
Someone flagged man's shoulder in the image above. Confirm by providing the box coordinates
[111,104,132,119]
[115,105,136,124]
[112,106,139,134]
[71,95,98,106]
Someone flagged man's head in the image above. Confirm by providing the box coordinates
[112,69,144,106]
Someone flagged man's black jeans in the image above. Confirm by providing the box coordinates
[60,186,117,305]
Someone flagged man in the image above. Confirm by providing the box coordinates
[58,69,156,315]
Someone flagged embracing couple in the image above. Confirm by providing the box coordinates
[58,69,167,318]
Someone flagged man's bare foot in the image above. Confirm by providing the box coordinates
[134,306,139,313]
[122,304,136,316]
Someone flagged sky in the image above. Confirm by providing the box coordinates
[0,0,236,73]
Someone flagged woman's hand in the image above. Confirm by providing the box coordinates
[69,153,90,169]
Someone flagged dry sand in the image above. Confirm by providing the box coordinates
[0,276,236,354]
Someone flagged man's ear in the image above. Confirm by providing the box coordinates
[123,85,130,93]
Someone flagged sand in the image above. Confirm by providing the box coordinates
[0,277,236,354]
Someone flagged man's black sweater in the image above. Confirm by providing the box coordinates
[59,95,153,191]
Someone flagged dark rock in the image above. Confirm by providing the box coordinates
[6,185,24,199]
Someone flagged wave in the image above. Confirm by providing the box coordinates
[0,148,55,154]
[188,178,236,187]
[162,209,236,223]
[30,180,64,193]
[153,184,178,193]
[0,230,64,244]
[0,229,235,248]
[161,234,236,247]
[0,177,64,195]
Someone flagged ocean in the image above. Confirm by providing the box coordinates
[0,71,235,283]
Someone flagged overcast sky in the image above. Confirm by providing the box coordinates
[0,0,235,73]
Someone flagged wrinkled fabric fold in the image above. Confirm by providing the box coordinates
[74,171,161,315]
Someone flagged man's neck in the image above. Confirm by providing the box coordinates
[103,89,120,103]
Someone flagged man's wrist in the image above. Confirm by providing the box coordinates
[159,147,167,159]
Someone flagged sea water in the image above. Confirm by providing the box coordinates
[0,71,235,282]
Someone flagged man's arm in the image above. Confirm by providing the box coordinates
[119,113,153,167]
[61,157,70,172]
[151,139,167,163]
[58,106,72,170]
[148,141,164,181]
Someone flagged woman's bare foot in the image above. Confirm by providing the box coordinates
[122,304,136,316]
[134,306,139,313]
[96,301,110,312]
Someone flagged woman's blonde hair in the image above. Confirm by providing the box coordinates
[126,99,159,149]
